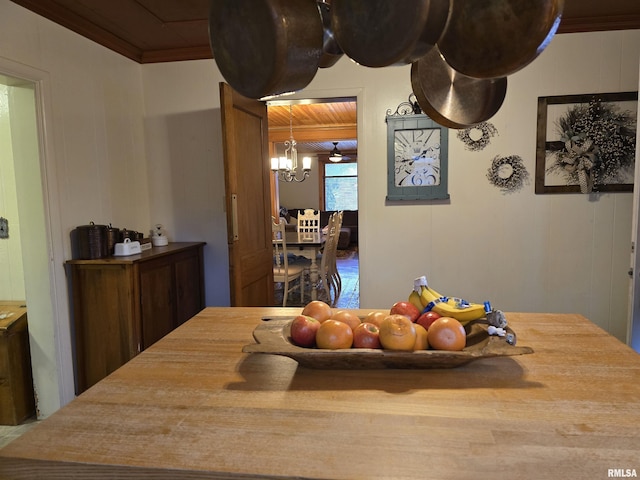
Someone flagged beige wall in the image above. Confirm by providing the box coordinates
[140,61,230,306]
[142,30,640,344]
[0,0,150,416]
[1,0,639,416]
[0,83,25,300]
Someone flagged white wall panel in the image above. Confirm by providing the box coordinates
[0,84,25,300]
[141,60,230,306]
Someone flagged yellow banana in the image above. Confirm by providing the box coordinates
[419,284,439,307]
[410,275,488,324]
[412,276,434,308]
[429,299,486,324]
[408,290,423,312]
[426,285,444,299]
[407,276,426,309]
[413,277,487,324]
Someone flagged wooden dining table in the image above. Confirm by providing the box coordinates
[1,307,639,479]
[283,231,324,300]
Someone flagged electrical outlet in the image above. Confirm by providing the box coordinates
[0,217,8,239]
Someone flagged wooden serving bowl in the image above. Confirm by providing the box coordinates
[243,317,533,369]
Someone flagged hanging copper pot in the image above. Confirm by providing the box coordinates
[331,0,451,67]
[437,0,564,79]
[209,0,324,99]
[318,1,344,68]
[410,46,508,129]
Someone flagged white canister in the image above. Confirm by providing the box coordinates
[151,223,169,246]
[152,235,168,246]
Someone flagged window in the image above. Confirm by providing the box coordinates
[324,162,358,211]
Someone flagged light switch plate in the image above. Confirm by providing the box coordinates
[0,217,8,239]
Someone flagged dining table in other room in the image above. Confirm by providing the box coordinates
[284,230,324,300]
[1,307,639,480]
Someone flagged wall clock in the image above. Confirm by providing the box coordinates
[386,114,449,201]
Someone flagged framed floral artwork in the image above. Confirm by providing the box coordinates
[535,92,637,194]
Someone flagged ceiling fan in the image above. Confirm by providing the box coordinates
[328,141,351,162]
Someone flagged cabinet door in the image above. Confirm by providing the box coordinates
[174,250,204,326]
[71,264,138,393]
[139,258,174,349]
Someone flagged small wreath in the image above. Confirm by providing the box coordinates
[487,155,529,194]
[457,122,498,151]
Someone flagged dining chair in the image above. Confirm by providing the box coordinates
[297,208,320,241]
[272,217,305,307]
[317,211,343,307]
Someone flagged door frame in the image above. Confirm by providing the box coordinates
[269,86,364,292]
[628,61,640,352]
[0,58,73,415]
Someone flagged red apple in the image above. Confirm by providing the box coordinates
[390,301,421,323]
[416,311,441,331]
[353,322,381,349]
[290,315,321,347]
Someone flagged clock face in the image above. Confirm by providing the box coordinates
[394,128,441,187]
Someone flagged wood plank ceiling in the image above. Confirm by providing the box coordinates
[9,0,640,156]
[9,0,640,64]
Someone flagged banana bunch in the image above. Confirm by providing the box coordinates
[409,276,487,324]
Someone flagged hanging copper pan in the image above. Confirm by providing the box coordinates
[318,1,344,68]
[410,46,507,129]
[438,0,564,79]
[331,0,451,67]
[209,0,323,99]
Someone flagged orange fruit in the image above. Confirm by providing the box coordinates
[316,319,354,349]
[427,317,466,351]
[330,310,361,330]
[301,300,333,323]
[363,311,387,328]
[378,314,417,351]
[413,323,429,350]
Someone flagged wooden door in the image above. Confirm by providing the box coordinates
[220,82,274,306]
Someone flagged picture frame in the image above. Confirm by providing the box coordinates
[535,92,638,194]
[386,114,449,201]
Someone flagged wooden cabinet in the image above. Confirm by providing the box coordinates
[66,242,205,394]
[0,302,36,425]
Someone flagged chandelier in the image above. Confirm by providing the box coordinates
[271,105,311,183]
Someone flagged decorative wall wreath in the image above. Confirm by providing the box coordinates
[457,121,498,151]
[487,155,529,194]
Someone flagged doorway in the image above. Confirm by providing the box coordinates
[0,67,70,418]
[266,97,359,308]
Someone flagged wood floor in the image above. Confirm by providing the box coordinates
[334,247,359,309]
[0,416,38,449]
